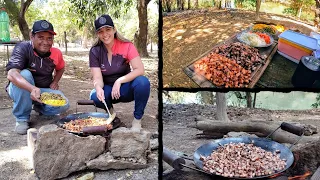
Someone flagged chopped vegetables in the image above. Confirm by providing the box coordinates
[238,31,272,47]
[252,24,277,35]
[255,32,271,44]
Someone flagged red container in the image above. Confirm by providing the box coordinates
[278,30,318,63]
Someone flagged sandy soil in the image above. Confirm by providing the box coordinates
[163,8,317,88]
[0,50,159,180]
[162,103,320,179]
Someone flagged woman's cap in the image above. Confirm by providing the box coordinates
[95,14,114,31]
[32,20,56,35]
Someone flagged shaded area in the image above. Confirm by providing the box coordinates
[258,52,297,88]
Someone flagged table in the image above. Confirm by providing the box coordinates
[183,33,278,88]
[0,41,20,74]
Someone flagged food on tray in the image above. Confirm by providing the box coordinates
[63,117,113,133]
[274,24,285,32]
[200,142,287,178]
[255,32,271,44]
[252,24,277,35]
[238,31,272,47]
[213,42,266,72]
[194,53,251,88]
[40,92,66,106]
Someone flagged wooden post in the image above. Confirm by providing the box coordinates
[64,31,67,55]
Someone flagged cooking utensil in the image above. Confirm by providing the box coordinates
[57,112,121,135]
[163,122,304,179]
[57,100,122,136]
[311,166,320,180]
[194,122,304,179]
[102,99,115,124]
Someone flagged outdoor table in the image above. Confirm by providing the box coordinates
[0,40,20,74]
[184,33,278,88]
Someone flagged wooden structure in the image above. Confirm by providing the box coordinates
[184,33,278,88]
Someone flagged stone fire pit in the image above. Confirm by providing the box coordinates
[28,124,152,180]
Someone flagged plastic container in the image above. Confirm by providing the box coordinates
[291,56,320,88]
[278,30,318,62]
[277,50,299,64]
[0,8,10,42]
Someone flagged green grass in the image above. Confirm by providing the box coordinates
[260,2,287,15]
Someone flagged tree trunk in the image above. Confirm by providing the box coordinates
[253,92,257,108]
[194,0,199,9]
[18,0,33,40]
[181,0,185,10]
[150,37,153,52]
[256,0,262,20]
[215,0,222,9]
[198,92,215,104]
[64,31,67,55]
[164,0,172,12]
[82,24,90,49]
[194,118,319,144]
[177,0,181,10]
[246,92,252,108]
[136,0,150,57]
[188,0,191,9]
[298,6,302,19]
[216,92,230,121]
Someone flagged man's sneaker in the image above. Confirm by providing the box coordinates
[15,121,29,135]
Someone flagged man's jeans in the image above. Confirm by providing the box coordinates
[8,69,69,123]
[89,76,150,120]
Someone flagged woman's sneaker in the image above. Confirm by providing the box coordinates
[131,118,141,131]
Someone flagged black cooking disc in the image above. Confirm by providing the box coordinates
[57,112,120,135]
[193,137,294,179]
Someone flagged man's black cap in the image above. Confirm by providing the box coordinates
[32,20,56,35]
[95,14,114,32]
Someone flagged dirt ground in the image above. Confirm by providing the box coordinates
[162,103,320,179]
[0,50,159,180]
[163,8,318,88]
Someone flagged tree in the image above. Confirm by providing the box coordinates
[188,0,191,9]
[256,0,261,20]
[215,0,222,9]
[163,0,173,12]
[69,0,150,57]
[246,92,252,108]
[177,0,185,10]
[197,92,215,104]
[135,0,151,57]
[284,0,315,19]
[216,92,230,121]
[3,0,34,40]
[195,0,199,9]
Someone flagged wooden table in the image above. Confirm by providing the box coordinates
[184,34,278,88]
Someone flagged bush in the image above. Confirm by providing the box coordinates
[235,0,256,10]
[283,7,297,16]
